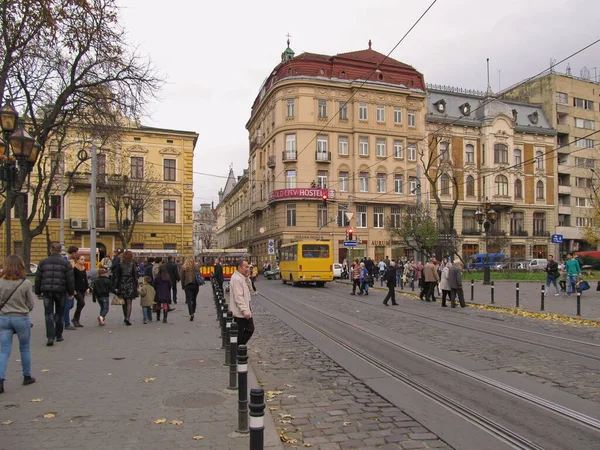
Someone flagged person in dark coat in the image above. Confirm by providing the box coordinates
[382,262,398,306]
[34,242,75,346]
[448,259,466,308]
[70,253,89,328]
[213,258,224,291]
[143,257,155,281]
[165,256,181,304]
[152,266,172,323]
[112,250,139,325]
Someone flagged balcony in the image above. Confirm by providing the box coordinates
[267,155,276,168]
[556,123,570,134]
[558,205,572,215]
[282,150,297,162]
[315,151,331,163]
[532,230,550,237]
[461,229,481,236]
[558,185,571,194]
[70,172,108,189]
[509,230,528,237]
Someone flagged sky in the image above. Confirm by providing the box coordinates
[117,0,600,210]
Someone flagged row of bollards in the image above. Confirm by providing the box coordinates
[211,279,265,449]
[469,280,583,316]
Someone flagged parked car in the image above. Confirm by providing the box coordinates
[333,263,343,278]
[528,258,548,271]
[264,268,280,280]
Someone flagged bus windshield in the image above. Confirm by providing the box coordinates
[302,244,330,258]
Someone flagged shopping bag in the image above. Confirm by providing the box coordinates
[111,296,125,306]
[576,280,590,291]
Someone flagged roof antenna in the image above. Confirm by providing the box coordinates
[368,39,372,50]
[486,58,493,96]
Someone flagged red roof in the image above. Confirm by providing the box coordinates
[334,49,415,70]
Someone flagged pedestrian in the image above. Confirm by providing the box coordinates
[139,276,156,324]
[110,249,122,280]
[448,259,466,308]
[180,257,200,321]
[100,254,112,272]
[63,245,79,331]
[71,253,89,328]
[383,261,398,306]
[152,257,163,279]
[92,268,117,326]
[423,258,439,302]
[544,254,561,296]
[0,255,36,394]
[565,252,582,297]
[359,262,369,295]
[440,261,452,307]
[112,250,139,326]
[143,257,154,281]
[558,263,567,292]
[213,257,224,291]
[351,260,362,295]
[378,259,386,285]
[152,266,172,323]
[35,242,75,346]
[396,260,404,289]
[229,258,254,345]
[248,264,258,292]
[415,261,424,290]
[165,256,180,305]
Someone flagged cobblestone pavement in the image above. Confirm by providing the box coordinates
[320,282,600,404]
[0,287,280,450]
[250,302,451,450]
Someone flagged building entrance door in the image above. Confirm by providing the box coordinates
[375,246,385,263]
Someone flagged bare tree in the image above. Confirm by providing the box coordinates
[198,226,215,251]
[387,205,439,259]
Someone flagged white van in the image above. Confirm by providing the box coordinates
[528,259,548,271]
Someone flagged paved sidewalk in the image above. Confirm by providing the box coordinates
[0,286,282,450]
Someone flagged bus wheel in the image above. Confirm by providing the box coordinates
[291,275,298,287]
[316,281,325,287]
[281,277,287,284]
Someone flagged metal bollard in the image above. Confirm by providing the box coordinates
[228,322,238,390]
[516,282,520,308]
[540,284,545,311]
[470,280,474,301]
[577,291,581,316]
[224,311,232,363]
[249,388,265,450]
[491,281,495,304]
[237,345,249,433]
[221,304,229,349]
[411,278,414,291]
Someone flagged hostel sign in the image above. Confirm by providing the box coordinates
[269,188,335,202]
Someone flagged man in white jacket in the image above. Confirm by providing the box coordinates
[229,259,253,345]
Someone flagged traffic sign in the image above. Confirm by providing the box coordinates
[267,247,275,254]
[343,241,357,247]
[551,234,564,244]
[268,239,274,247]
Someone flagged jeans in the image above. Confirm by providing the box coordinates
[171,284,178,304]
[545,275,560,294]
[43,294,65,339]
[361,281,369,293]
[234,317,255,346]
[142,306,152,322]
[73,291,85,322]
[567,274,578,296]
[0,316,32,380]
[97,296,109,318]
[63,296,74,326]
[383,285,396,304]
[185,284,199,315]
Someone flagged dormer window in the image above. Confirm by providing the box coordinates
[528,111,539,125]
[459,102,471,116]
[433,99,446,113]
[512,109,518,122]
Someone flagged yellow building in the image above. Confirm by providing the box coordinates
[2,124,198,263]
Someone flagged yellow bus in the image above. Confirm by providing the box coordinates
[279,241,333,287]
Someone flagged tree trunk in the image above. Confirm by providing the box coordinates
[21,227,33,272]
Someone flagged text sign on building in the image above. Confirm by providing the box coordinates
[551,234,563,244]
[269,188,335,202]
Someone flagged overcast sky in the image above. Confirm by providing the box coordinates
[118,0,600,210]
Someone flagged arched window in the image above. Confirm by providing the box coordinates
[440,174,450,195]
[536,180,544,199]
[495,174,509,196]
[466,175,475,196]
[494,143,508,164]
[514,179,523,199]
[513,149,522,167]
[439,142,450,161]
[535,151,544,170]
[465,144,475,164]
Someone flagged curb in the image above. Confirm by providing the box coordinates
[248,364,285,450]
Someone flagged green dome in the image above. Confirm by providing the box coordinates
[282,39,295,62]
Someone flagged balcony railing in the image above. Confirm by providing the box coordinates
[267,155,276,168]
[510,230,529,237]
[533,230,550,237]
[282,150,297,162]
[461,229,481,236]
[315,151,331,162]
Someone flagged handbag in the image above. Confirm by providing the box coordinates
[576,280,590,292]
[111,296,125,306]
[195,265,205,286]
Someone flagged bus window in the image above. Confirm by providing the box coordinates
[302,244,330,258]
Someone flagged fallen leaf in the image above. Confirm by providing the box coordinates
[170,420,183,425]
[287,395,297,398]
[280,419,292,424]
[2,420,13,425]
[198,360,204,363]
[288,439,298,444]
[108,373,112,376]
[284,384,295,388]
[303,445,314,448]
[31,419,38,422]
[343,421,351,426]
[279,414,295,419]
[30,398,43,403]
[77,358,84,361]
[153,418,167,424]
[144,378,156,383]
[41,369,50,373]
[269,407,278,411]
[43,413,55,419]
[192,436,204,440]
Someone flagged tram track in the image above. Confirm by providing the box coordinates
[258,288,600,449]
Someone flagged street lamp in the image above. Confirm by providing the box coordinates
[0,101,36,257]
[122,194,131,248]
[474,198,498,285]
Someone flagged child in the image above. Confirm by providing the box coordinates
[152,265,172,323]
[92,268,118,326]
[139,276,156,324]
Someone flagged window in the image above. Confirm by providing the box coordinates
[576,217,594,227]
[536,180,544,199]
[376,173,386,193]
[317,135,328,156]
[440,174,450,195]
[376,138,386,157]
[390,205,401,228]
[575,118,595,129]
[407,110,416,127]
[393,107,402,124]
[510,212,525,235]
[407,143,416,161]
[439,142,449,161]
[394,174,404,194]
[318,99,327,118]
[317,170,328,188]
[97,154,106,175]
[96,198,106,228]
[373,206,384,228]
[575,157,595,168]
[285,134,296,159]
[131,157,144,179]
[337,136,349,155]
[359,103,368,120]
[337,206,350,227]
[556,92,568,105]
[495,174,509,196]
[359,172,368,192]
[466,175,475,196]
[575,177,592,188]
[286,204,296,226]
[574,97,594,110]
[393,140,403,159]
[163,200,176,223]
[575,138,595,148]
[462,244,479,262]
[339,102,348,120]
[494,144,508,164]
[462,210,477,231]
[357,205,367,228]
[535,151,544,170]
[465,144,474,164]
[359,137,369,156]
[409,177,418,195]
[533,212,546,235]
[514,179,523,199]
[514,148,522,167]
[286,98,295,117]
[376,105,385,122]
[339,171,348,192]
[163,159,176,181]
[285,170,296,188]
[576,197,591,207]
[50,195,61,219]
[317,204,328,227]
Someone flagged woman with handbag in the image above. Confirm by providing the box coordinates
[0,255,36,394]
[152,266,172,323]
[180,257,200,321]
[71,253,89,327]
[112,250,139,326]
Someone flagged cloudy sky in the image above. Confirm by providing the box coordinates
[118,0,600,209]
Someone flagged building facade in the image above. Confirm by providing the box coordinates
[502,72,600,253]
[193,202,217,255]
[215,169,250,250]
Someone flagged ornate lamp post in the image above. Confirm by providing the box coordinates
[0,102,36,257]
[122,194,131,248]
[474,198,498,285]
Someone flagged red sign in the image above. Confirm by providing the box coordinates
[269,188,335,202]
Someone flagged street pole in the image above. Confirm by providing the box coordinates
[483,227,490,285]
[5,164,11,256]
[416,165,422,263]
[59,154,65,251]
[89,144,97,268]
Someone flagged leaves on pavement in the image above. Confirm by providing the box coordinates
[153,418,167,424]
[2,420,14,425]
[143,377,156,383]
[30,398,43,403]
[192,436,204,440]
[170,420,183,425]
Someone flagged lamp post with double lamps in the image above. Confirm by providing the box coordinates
[122,194,132,249]
[0,102,37,257]
[474,198,498,286]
